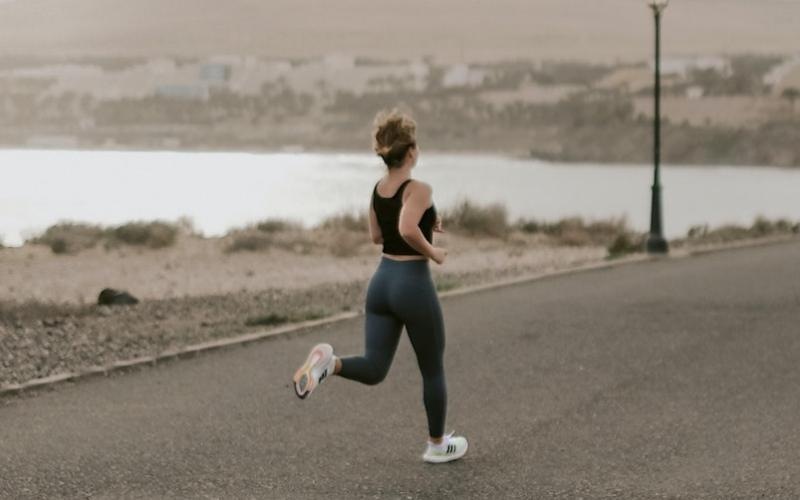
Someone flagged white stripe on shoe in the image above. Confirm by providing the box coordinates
[422,432,469,463]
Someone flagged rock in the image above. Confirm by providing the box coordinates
[97,288,139,306]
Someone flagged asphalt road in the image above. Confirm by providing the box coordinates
[2,240,799,499]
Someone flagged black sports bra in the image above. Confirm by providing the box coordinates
[372,179,437,256]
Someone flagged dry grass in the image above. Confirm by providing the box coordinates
[514,215,641,257]
[443,199,510,239]
[317,212,368,233]
[679,216,799,246]
[226,213,369,257]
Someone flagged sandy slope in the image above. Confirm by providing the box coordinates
[0,232,605,304]
[0,0,797,62]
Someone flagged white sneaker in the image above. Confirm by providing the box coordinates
[422,431,469,463]
[292,343,335,399]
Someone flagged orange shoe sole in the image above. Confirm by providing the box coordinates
[292,343,332,399]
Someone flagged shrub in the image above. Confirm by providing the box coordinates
[225,223,316,254]
[28,220,183,254]
[317,212,368,232]
[751,216,796,236]
[327,230,365,258]
[443,199,509,238]
[687,224,709,239]
[28,223,107,254]
[226,231,273,253]
[310,212,369,257]
[244,313,289,327]
[607,232,645,259]
[682,217,800,245]
[111,221,178,248]
[516,220,541,233]
[516,216,631,247]
[256,218,302,233]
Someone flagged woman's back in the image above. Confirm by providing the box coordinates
[372,178,436,256]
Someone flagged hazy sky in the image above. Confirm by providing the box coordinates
[0,0,798,62]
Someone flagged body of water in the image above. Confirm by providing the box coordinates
[2,149,799,247]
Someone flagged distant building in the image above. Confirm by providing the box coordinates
[596,67,653,93]
[442,64,485,88]
[199,63,231,84]
[764,56,800,94]
[655,56,731,77]
[686,85,704,99]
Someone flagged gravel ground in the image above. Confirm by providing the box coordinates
[0,256,604,387]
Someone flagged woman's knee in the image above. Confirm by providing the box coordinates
[362,358,391,385]
[419,358,445,382]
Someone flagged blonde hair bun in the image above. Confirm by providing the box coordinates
[372,108,417,168]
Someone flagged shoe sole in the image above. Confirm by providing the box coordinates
[422,441,469,464]
[292,343,332,399]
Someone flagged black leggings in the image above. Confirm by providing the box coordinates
[338,256,447,438]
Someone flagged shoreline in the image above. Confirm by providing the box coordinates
[2,145,799,170]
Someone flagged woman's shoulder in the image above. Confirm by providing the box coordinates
[401,178,432,205]
[407,178,433,193]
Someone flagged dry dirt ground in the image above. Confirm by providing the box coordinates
[0,232,606,386]
[0,232,604,304]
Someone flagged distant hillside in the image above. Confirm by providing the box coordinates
[0,0,798,62]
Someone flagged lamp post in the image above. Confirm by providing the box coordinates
[646,0,669,254]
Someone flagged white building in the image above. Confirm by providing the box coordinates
[654,56,731,77]
[441,64,486,88]
[763,55,800,94]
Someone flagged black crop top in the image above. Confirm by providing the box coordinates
[372,179,437,256]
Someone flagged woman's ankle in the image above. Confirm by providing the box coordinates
[334,356,342,375]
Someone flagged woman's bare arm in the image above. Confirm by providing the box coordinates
[398,181,437,259]
[369,203,383,245]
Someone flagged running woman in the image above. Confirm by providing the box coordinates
[292,109,468,464]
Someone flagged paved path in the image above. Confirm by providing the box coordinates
[2,240,799,499]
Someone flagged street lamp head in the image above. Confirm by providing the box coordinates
[647,0,669,13]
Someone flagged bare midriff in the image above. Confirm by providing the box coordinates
[382,253,428,261]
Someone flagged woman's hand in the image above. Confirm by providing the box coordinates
[431,246,448,265]
[433,216,445,233]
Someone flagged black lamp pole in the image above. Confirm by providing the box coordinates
[646,2,669,254]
